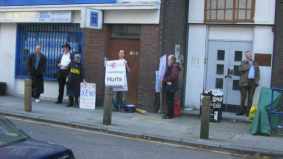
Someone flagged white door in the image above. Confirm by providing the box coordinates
[206,41,252,106]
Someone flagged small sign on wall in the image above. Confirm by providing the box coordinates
[81,8,103,29]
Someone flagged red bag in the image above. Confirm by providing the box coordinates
[174,97,182,117]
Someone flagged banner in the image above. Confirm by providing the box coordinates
[80,82,96,110]
[105,60,127,88]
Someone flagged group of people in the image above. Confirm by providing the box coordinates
[27,42,259,118]
[26,44,182,119]
[27,43,84,107]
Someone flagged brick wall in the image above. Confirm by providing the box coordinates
[138,25,160,111]
[160,0,188,105]
[82,26,110,106]
[272,0,283,88]
[160,0,188,56]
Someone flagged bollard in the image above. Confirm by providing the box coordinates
[24,79,32,112]
[200,95,210,139]
[103,87,113,125]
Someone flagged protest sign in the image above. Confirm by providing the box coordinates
[80,82,96,110]
[105,60,127,88]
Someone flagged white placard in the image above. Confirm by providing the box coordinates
[159,55,167,82]
[105,60,127,88]
[80,82,96,110]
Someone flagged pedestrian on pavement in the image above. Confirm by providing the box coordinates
[67,54,85,107]
[55,43,72,104]
[113,50,130,111]
[162,55,181,119]
[238,51,260,116]
[27,45,47,103]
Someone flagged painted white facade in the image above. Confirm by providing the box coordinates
[185,0,275,109]
[0,0,160,99]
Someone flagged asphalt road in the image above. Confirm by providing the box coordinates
[8,117,243,159]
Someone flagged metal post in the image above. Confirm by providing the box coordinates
[103,87,112,125]
[200,95,210,139]
[24,79,32,112]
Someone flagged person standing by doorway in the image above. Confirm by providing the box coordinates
[67,54,84,107]
[55,43,72,104]
[113,50,130,111]
[162,55,181,119]
[27,45,47,103]
[238,51,260,116]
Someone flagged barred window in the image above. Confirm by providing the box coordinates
[205,0,255,23]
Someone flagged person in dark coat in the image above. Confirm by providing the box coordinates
[238,51,260,116]
[27,45,47,103]
[55,43,72,104]
[162,55,181,119]
[67,54,84,107]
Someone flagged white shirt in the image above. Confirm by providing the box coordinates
[59,52,71,70]
[248,61,255,79]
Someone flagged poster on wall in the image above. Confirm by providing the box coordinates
[105,60,127,88]
[80,82,96,110]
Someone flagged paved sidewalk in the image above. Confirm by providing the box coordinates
[0,96,282,157]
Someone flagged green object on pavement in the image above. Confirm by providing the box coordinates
[250,87,282,136]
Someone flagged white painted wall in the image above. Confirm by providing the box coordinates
[185,25,273,108]
[188,0,276,25]
[15,80,61,100]
[104,9,160,24]
[188,0,205,23]
[185,24,207,108]
[0,24,17,95]
[254,0,276,25]
[208,26,254,41]
[253,26,273,87]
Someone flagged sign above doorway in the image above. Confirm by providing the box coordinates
[81,8,103,29]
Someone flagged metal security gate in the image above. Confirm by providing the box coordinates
[16,23,82,80]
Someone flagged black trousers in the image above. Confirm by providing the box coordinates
[57,70,68,102]
[69,96,79,107]
[31,75,43,99]
[240,80,256,114]
[166,92,175,118]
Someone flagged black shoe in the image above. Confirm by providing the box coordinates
[67,103,73,107]
[162,115,173,119]
[236,112,245,116]
[55,101,62,104]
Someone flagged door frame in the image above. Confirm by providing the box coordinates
[204,40,253,106]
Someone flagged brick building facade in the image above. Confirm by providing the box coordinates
[82,0,188,111]
[272,0,283,88]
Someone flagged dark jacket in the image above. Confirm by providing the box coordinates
[67,62,84,97]
[27,53,47,95]
[27,53,46,77]
[163,64,181,93]
[239,60,260,87]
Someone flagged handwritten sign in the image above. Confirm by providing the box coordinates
[80,82,96,110]
[105,60,127,88]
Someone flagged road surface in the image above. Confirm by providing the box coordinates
[9,117,242,159]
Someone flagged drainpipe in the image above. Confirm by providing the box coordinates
[181,0,190,108]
